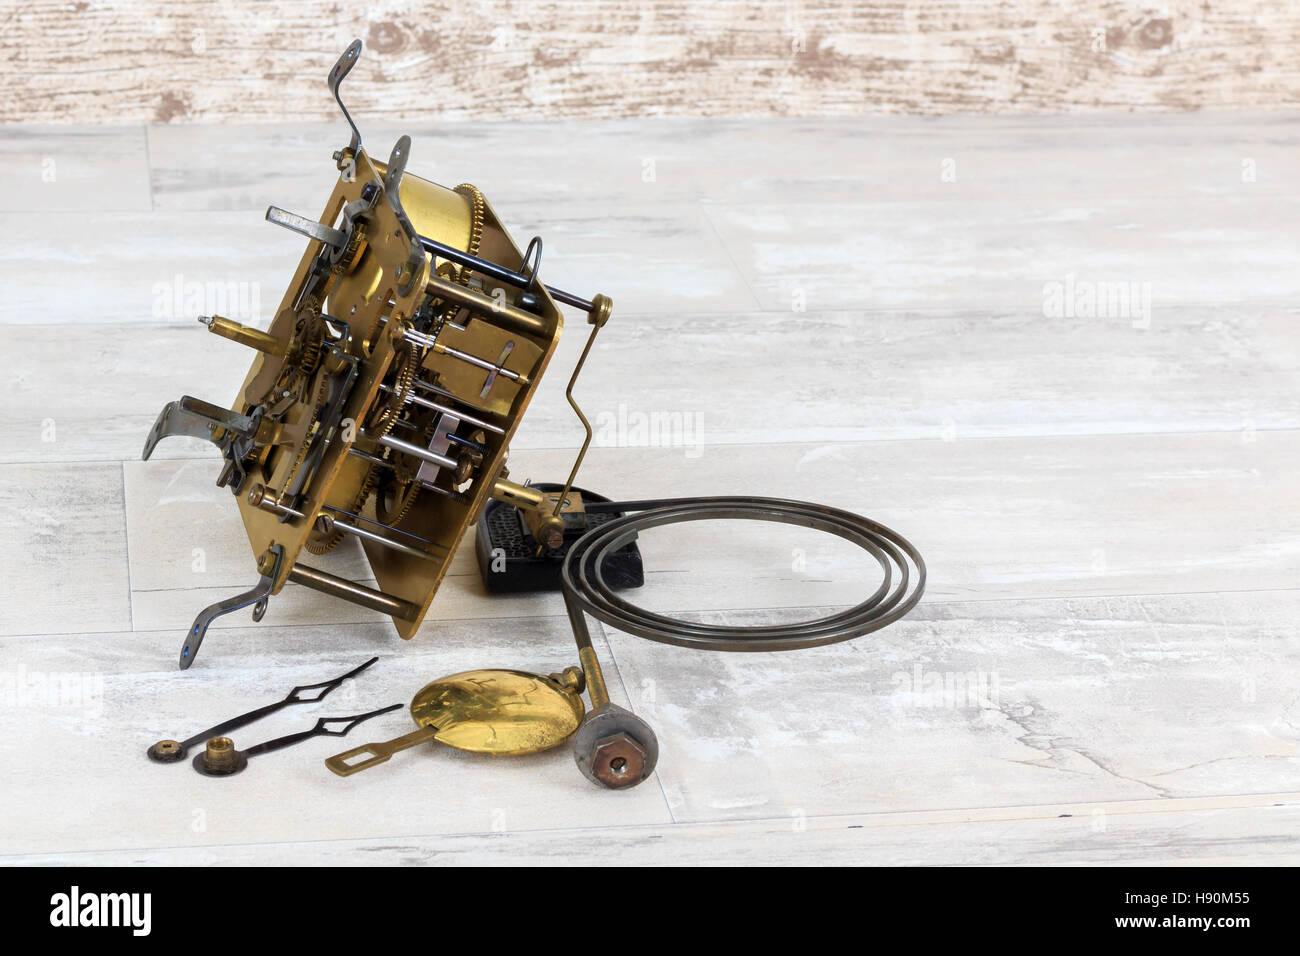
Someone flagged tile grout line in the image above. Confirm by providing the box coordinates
[589,617,678,823]
[5,584,1298,643]
[10,422,1300,471]
[2,789,1297,863]
[696,199,765,311]
[11,112,1300,133]
[3,296,1299,323]
[119,460,135,632]
[141,124,154,213]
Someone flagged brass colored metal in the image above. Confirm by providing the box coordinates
[425,272,550,338]
[551,296,612,528]
[586,293,614,329]
[287,564,420,620]
[325,668,585,776]
[490,476,547,510]
[200,314,288,356]
[549,665,585,696]
[489,477,584,549]
[194,736,246,776]
[255,548,278,578]
[530,514,566,551]
[142,39,616,664]
[578,645,610,710]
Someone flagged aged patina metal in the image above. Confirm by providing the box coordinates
[139,40,929,795]
[325,668,586,776]
[142,40,612,668]
[147,657,382,762]
[192,705,402,777]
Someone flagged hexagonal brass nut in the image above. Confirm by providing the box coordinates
[589,731,648,789]
[572,703,659,789]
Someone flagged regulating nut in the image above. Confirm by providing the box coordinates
[573,702,660,790]
[590,732,648,789]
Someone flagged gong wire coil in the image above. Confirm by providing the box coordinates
[561,496,926,652]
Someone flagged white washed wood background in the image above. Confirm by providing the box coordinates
[2,0,1298,124]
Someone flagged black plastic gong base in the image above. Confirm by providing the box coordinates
[475,483,644,594]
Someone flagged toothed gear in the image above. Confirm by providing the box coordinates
[454,184,485,279]
[374,466,421,528]
[374,408,439,526]
[280,370,332,500]
[366,335,421,439]
[430,183,485,324]
[305,461,380,555]
[259,299,324,406]
[330,220,367,273]
[294,296,326,377]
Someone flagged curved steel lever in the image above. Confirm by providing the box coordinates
[179,544,283,670]
[385,134,429,295]
[384,134,417,240]
[328,38,364,156]
[141,395,260,461]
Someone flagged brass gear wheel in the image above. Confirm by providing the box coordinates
[305,461,380,555]
[365,335,420,440]
[330,220,367,274]
[374,464,421,528]
[281,370,332,499]
[294,295,326,377]
[374,407,439,526]
[430,184,485,324]
[454,183,486,278]
[261,297,326,407]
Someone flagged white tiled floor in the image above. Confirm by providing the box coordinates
[1,114,1297,865]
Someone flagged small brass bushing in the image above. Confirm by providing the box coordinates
[203,737,236,771]
[256,548,278,577]
[146,738,185,763]
[192,736,249,776]
[535,514,566,551]
[549,666,586,696]
[587,293,613,328]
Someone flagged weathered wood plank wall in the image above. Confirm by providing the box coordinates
[2,1,1298,123]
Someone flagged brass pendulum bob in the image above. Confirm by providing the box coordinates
[325,667,585,776]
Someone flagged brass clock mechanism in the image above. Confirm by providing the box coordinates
[142,41,927,791]
[144,40,610,669]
